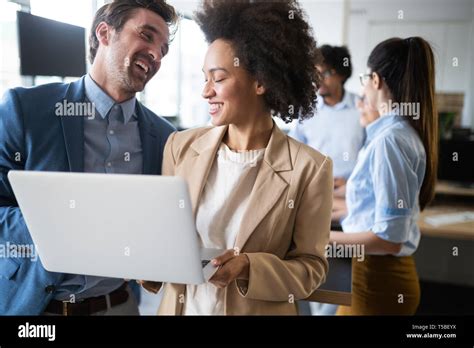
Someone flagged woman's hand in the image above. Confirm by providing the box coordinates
[332,196,348,221]
[209,249,250,289]
[333,177,347,198]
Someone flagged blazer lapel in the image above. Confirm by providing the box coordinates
[136,104,159,175]
[60,77,85,172]
[187,126,228,218]
[235,125,293,250]
[184,124,292,249]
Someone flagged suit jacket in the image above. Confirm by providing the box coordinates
[0,76,176,315]
[150,124,333,315]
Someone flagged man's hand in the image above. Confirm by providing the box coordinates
[136,280,162,294]
[209,249,250,289]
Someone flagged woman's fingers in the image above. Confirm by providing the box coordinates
[334,184,346,198]
[210,260,233,286]
[332,197,346,210]
[334,177,346,189]
[211,249,236,266]
[209,267,227,288]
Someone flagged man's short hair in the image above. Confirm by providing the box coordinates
[320,45,352,84]
[88,0,178,64]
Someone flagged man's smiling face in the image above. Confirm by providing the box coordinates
[102,8,170,95]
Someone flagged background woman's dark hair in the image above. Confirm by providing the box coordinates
[368,37,438,210]
[89,0,178,64]
[319,45,352,84]
[195,0,322,123]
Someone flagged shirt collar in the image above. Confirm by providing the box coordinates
[365,111,405,143]
[317,89,352,111]
[84,74,137,124]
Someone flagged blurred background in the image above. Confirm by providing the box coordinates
[1,0,473,131]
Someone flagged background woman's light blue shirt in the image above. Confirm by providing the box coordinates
[341,112,426,256]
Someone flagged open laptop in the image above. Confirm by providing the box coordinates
[8,170,223,285]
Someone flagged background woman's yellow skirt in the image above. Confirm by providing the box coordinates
[337,255,420,315]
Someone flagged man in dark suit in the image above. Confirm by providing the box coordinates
[0,0,177,315]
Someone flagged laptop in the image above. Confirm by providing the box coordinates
[8,170,223,285]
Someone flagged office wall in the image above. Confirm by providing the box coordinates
[167,0,197,17]
[301,0,346,46]
[169,0,473,128]
[169,0,347,47]
[346,0,474,128]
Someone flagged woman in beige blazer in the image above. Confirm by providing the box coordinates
[142,0,333,315]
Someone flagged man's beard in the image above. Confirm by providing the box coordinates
[319,90,331,98]
[119,63,148,94]
[107,52,154,96]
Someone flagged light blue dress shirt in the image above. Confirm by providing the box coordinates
[54,75,143,300]
[341,112,426,256]
[289,90,365,179]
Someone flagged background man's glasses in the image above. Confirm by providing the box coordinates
[321,70,334,79]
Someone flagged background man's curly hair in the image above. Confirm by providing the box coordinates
[320,45,352,84]
[195,0,322,123]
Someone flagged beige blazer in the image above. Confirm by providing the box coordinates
[147,124,333,315]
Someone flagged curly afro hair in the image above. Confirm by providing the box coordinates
[194,0,322,123]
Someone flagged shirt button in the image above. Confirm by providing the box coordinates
[45,285,55,294]
[107,162,112,167]
[109,130,115,135]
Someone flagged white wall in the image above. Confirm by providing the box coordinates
[168,0,473,128]
[168,0,347,46]
[300,0,346,46]
[345,0,474,127]
[166,0,198,18]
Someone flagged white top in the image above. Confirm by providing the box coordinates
[288,91,365,179]
[183,143,265,315]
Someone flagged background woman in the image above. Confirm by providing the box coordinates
[333,37,438,315]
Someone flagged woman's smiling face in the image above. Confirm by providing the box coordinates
[201,39,266,127]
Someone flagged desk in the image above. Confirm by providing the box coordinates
[416,181,474,287]
[435,180,474,197]
[307,182,474,306]
[419,206,474,240]
[418,181,474,240]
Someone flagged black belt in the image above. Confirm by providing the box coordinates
[45,283,129,316]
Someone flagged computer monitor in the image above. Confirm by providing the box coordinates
[17,11,86,77]
[438,138,474,186]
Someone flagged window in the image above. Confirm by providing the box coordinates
[0,0,22,96]
[30,0,93,28]
[141,17,209,129]
[177,18,210,128]
[2,2,210,128]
